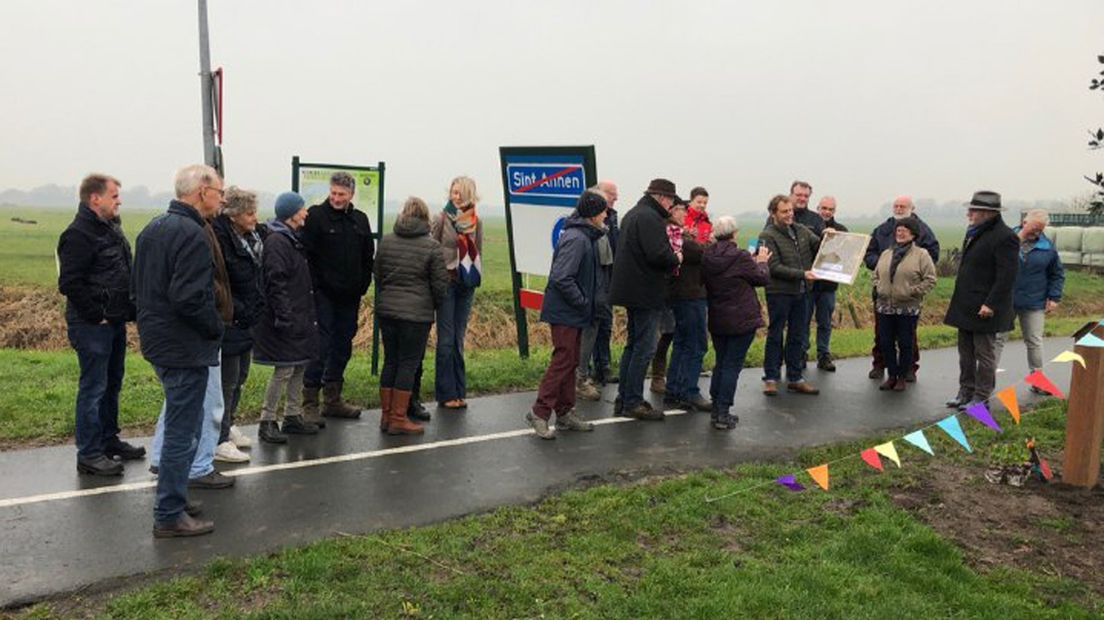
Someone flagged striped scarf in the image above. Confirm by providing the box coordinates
[445,202,482,288]
[667,223,684,276]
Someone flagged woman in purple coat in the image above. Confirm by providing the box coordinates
[701,216,771,430]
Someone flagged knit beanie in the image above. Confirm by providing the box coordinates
[894,215,921,239]
[576,191,608,218]
[274,191,306,221]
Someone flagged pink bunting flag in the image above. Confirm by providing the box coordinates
[965,401,1002,433]
[1025,370,1066,400]
[860,448,884,472]
[776,474,806,492]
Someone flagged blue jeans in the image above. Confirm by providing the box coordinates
[710,331,756,414]
[151,363,223,479]
[435,281,475,403]
[877,313,919,379]
[617,307,661,409]
[152,365,208,526]
[811,289,836,359]
[305,290,361,388]
[666,299,708,399]
[67,321,126,459]
[764,293,809,383]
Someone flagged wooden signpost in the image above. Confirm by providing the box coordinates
[1062,323,1104,488]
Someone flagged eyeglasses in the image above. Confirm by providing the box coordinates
[204,186,226,198]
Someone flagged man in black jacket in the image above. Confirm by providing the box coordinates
[300,172,375,421]
[863,196,941,381]
[810,196,849,371]
[57,174,144,476]
[609,179,681,420]
[944,191,1019,411]
[133,164,226,538]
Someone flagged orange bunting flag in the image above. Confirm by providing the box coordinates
[996,386,1021,424]
[807,464,830,491]
[860,448,884,472]
[874,442,901,468]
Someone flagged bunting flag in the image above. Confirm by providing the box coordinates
[1051,350,1087,368]
[874,442,901,467]
[776,474,806,492]
[860,448,884,472]
[937,416,973,453]
[1025,370,1067,399]
[995,386,1021,424]
[806,464,830,491]
[903,430,934,455]
[965,401,1003,433]
[1076,332,1104,348]
[1040,459,1053,481]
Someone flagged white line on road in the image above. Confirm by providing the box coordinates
[0,410,689,510]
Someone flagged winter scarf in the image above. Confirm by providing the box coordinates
[889,240,913,282]
[445,201,482,288]
[667,222,684,276]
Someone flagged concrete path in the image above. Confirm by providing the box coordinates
[0,339,1072,607]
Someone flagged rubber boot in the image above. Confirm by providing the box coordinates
[379,387,394,433]
[322,381,362,419]
[387,390,425,435]
[302,386,325,429]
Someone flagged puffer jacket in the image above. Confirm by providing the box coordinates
[374,217,449,323]
[57,203,135,325]
[872,243,937,313]
[702,239,770,335]
[540,216,605,328]
[758,221,820,296]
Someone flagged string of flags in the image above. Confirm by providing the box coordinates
[704,335,1099,503]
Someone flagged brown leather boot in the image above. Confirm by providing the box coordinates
[322,381,362,419]
[379,387,394,432]
[302,386,325,429]
[387,390,425,435]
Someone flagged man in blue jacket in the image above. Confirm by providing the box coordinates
[527,191,608,439]
[133,164,226,538]
[995,209,1065,386]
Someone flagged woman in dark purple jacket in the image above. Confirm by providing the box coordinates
[701,216,771,430]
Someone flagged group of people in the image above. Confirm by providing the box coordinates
[58,167,485,537]
[57,166,1066,537]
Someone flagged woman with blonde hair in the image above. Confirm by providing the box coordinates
[431,176,483,410]
[374,197,449,434]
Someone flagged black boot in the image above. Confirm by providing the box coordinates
[282,415,319,435]
[408,397,432,422]
[258,420,288,444]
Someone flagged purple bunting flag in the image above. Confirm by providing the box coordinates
[965,401,1002,433]
[776,474,806,492]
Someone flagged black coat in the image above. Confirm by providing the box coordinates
[944,216,1020,333]
[864,216,940,270]
[300,199,375,302]
[133,200,223,368]
[252,220,319,365]
[540,216,604,328]
[609,194,679,309]
[702,240,770,335]
[212,215,266,356]
[57,203,135,325]
[374,217,449,324]
[669,231,706,301]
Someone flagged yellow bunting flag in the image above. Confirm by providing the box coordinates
[996,386,1021,424]
[874,442,901,468]
[1051,350,1087,369]
[806,464,830,491]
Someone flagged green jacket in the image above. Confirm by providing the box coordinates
[758,221,820,296]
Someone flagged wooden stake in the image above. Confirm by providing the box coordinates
[1063,325,1104,488]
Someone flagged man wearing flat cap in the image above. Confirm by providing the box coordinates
[944,191,1019,411]
[609,178,682,420]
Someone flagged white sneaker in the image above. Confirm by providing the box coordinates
[228,425,252,449]
[214,441,250,463]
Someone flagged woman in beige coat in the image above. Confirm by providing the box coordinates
[872,216,937,392]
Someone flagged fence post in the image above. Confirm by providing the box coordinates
[1062,324,1104,488]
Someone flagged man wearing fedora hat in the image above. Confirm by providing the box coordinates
[944,190,1019,411]
[609,178,682,420]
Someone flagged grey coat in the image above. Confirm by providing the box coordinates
[374,217,449,323]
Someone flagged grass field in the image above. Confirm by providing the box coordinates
[15,399,1103,619]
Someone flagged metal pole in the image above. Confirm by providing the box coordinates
[198,0,218,171]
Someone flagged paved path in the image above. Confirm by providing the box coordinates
[0,339,1071,607]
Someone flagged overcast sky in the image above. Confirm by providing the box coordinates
[1,1,1101,216]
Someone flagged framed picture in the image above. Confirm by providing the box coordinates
[811,230,871,285]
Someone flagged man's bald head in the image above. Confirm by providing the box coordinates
[892,195,915,219]
[597,180,619,209]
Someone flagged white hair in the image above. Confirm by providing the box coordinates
[174,164,221,198]
[1024,209,1050,226]
[712,216,739,241]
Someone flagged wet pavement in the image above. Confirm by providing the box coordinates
[0,339,1072,607]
